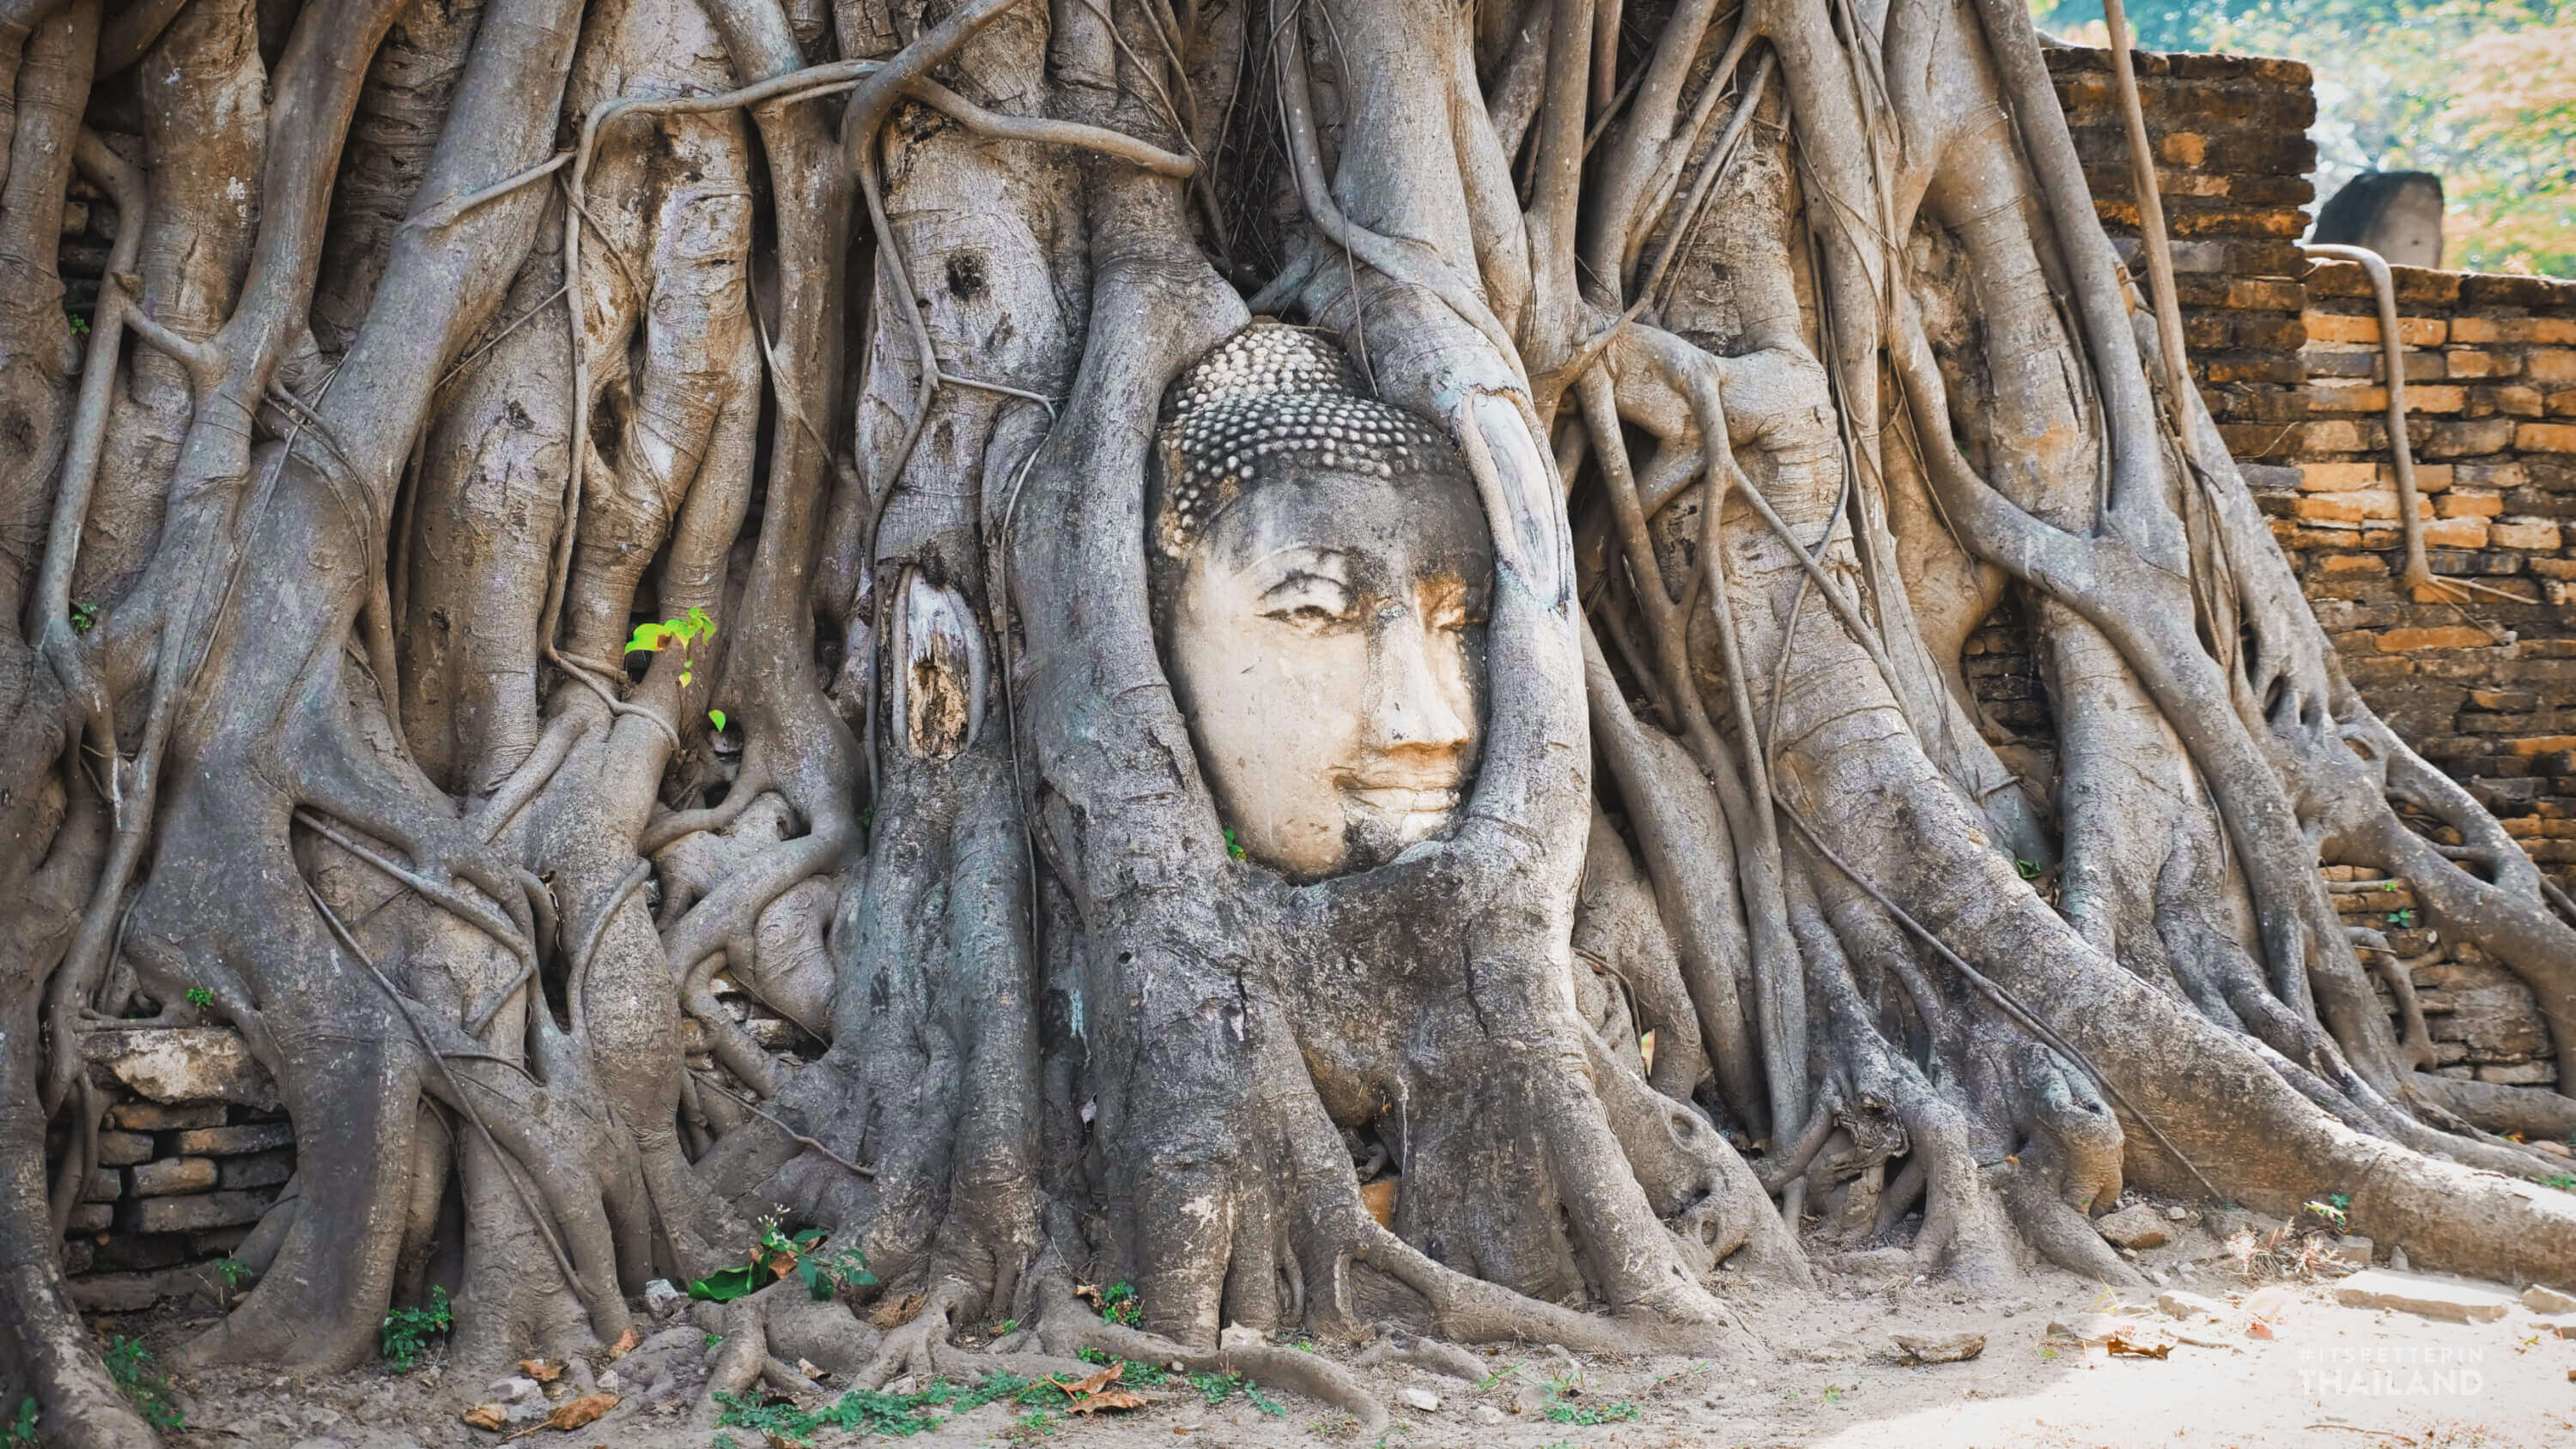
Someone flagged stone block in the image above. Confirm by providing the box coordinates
[118,1188,276,1235]
[2300,462,2380,491]
[2524,1284,2576,1314]
[2446,350,2508,379]
[90,1234,187,1271]
[171,1122,295,1156]
[2517,423,2576,453]
[94,1131,153,1167]
[2374,626,2496,652]
[2332,1269,2514,1322]
[2529,350,2576,385]
[81,1028,280,1110]
[2492,518,2564,550]
[2477,1060,2557,1084]
[66,1203,111,1233]
[2094,1203,2172,1249]
[108,1101,225,1131]
[2451,316,2534,345]
[128,1157,217,1197]
[2427,418,2518,458]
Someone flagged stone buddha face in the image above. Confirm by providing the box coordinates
[1152,326,1492,880]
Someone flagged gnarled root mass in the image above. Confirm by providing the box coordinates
[2,0,2572,1443]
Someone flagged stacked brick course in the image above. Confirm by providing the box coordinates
[50,1028,293,1311]
[2047,45,2316,470]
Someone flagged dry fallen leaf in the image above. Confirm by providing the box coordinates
[605,1326,640,1361]
[519,1359,562,1383]
[502,1392,619,1441]
[1043,1361,1150,1416]
[2105,1331,2173,1360]
[462,1403,507,1431]
[1066,1388,1151,1416]
[1052,1363,1125,1397]
[1072,1282,1103,1308]
[795,1358,824,1380]
[870,1292,927,1329]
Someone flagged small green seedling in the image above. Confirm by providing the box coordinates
[1098,1281,1139,1326]
[2015,858,2042,880]
[1224,828,1246,861]
[380,1284,452,1371]
[4,1397,36,1449]
[68,601,97,634]
[68,313,88,336]
[183,986,214,1008]
[2386,907,2416,927]
[105,1337,183,1428]
[213,1258,250,1288]
[624,606,715,688]
[690,1217,874,1303]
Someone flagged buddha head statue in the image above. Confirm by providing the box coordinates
[1151,324,1493,880]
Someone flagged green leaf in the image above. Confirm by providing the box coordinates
[689,1264,761,1302]
[679,666,692,688]
[624,621,669,654]
[708,709,727,731]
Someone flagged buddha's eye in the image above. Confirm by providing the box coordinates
[1260,572,1357,631]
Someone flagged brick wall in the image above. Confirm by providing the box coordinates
[2020,45,2574,1094]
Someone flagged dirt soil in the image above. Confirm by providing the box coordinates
[98,1208,2576,1449]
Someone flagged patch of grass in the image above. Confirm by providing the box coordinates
[380,1284,451,1372]
[714,1370,1054,1445]
[1002,1407,1060,1442]
[2543,1173,2576,1191]
[1540,1389,1639,1426]
[104,1337,183,1429]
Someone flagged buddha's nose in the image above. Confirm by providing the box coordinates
[1364,607,1470,755]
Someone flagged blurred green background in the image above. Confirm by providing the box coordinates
[2027,0,2575,276]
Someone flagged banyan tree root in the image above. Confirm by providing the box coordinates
[3,0,2575,1444]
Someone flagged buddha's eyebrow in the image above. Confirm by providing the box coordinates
[1260,567,1352,599]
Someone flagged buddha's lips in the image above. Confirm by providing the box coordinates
[1346,785,1461,816]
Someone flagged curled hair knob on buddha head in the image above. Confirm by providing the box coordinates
[1153,324,1465,558]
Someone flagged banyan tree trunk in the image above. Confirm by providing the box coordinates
[1,0,2572,1442]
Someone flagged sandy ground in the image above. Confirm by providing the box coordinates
[101,1213,2576,1449]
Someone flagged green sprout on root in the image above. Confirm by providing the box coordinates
[625,605,714,688]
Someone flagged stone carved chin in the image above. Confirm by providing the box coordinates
[1151,325,1493,880]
